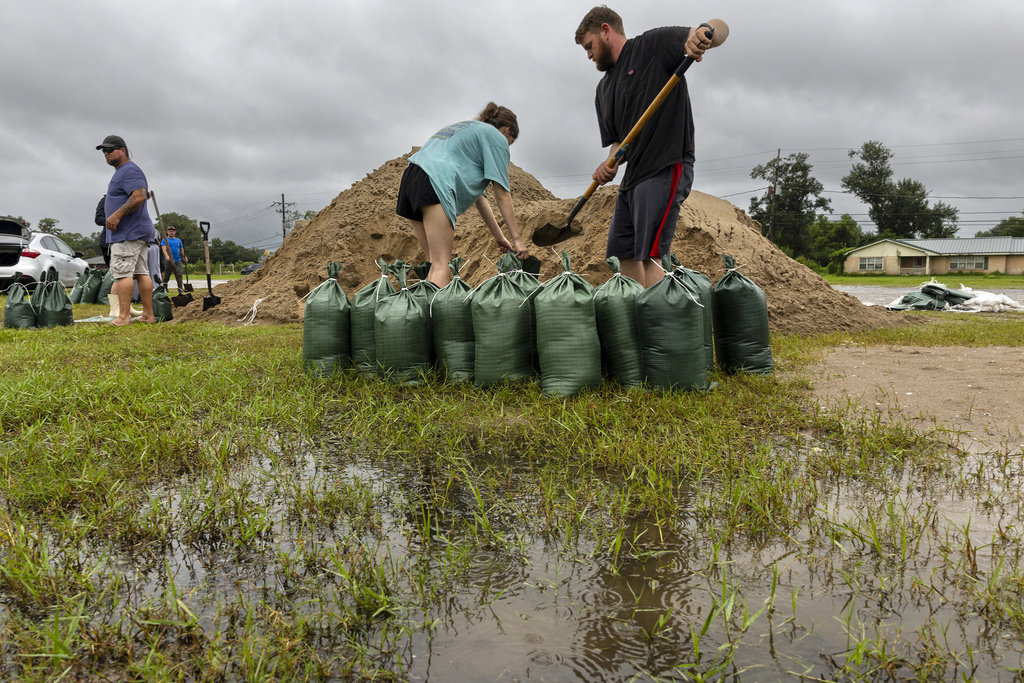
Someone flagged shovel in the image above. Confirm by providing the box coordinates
[199,221,221,310]
[149,189,194,293]
[532,27,713,248]
[148,189,173,274]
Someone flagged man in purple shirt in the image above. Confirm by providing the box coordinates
[97,134,157,324]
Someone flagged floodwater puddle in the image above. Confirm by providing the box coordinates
[39,433,1024,680]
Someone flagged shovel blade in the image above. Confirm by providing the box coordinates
[202,295,221,311]
[532,222,581,248]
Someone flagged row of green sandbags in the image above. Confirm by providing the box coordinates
[68,269,113,305]
[302,252,772,397]
[4,276,175,328]
[3,279,75,328]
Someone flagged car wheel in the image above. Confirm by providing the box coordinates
[28,269,57,291]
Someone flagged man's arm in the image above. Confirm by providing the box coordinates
[105,187,147,231]
[685,19,729,60]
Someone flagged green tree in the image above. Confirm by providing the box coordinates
[806,213,863,267]
[841,141,958,239]
[748,152,832,258]
[37,218,61,235]
[975,212,1024,238]
[155,210,261,265]
[56,231,101,257]
[208,238,262,263]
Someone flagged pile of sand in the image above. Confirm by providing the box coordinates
[176,152,902,336]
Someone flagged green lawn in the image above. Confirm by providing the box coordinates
[3,294,1024,680]
[819,271,1024,288]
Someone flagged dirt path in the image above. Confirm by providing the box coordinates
[805,342,1024,454]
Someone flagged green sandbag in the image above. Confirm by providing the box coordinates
[669,255,715,374]
[431,257,475,383]
[471,253,534,387]
[636,271,707,392]
[351,258,397,375]
[886,291,944,311]
[711,254,773,375]
[593,256,644,387]
[302,262,351,377]
[411,260,432,282]
[68,271,88,304]
[153,284,173,322]
[535,251,602,397]
[920,282,975,306]
[374,260,431,385]
[504,253,542,371]
[408,277,439,366]
[35,281,74,328]
[81,269,104,304]
[97,269,114,306]
[3,279,36,329]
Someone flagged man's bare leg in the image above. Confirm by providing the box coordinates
[136,274,156,323]
[109,277,134,326]
[620,257,666,289]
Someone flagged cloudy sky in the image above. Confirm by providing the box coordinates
[5,0,1023,251]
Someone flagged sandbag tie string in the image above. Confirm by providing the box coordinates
[238,298,263,326]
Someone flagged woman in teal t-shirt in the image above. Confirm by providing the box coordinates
[396,102,529,287]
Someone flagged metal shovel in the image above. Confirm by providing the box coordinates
[199,221,221,310]
[532,28,712,247]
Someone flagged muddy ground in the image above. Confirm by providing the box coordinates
[806,332,1024,454]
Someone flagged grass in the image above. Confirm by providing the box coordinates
[2,296,1024,680]
[820,271,1024,289]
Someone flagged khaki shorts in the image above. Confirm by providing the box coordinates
[109,240,151,280]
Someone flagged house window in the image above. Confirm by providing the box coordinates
[949,256,987,270]
[859,257,883,271]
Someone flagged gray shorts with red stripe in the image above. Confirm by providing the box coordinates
[606,161,694,262]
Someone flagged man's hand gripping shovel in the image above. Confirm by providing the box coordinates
[532,26,714,248]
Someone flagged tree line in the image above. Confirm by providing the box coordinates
[747,140,1023,272]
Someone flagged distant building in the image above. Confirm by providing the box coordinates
[844,237,1024,275]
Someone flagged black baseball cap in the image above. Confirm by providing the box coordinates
[96,135,127,150]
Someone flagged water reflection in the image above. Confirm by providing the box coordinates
[20,432,1023,681]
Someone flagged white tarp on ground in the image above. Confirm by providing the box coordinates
[884,279,1024,312]
[948,286,1024,313]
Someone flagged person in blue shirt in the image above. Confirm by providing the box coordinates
[98,134,157,324]
[396,102,529,287]
[160,226,188,291]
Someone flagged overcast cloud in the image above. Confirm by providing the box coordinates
[4,0,1023,251]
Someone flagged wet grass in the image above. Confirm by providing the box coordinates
[821,272,1024,289]
[1,307,1024,680]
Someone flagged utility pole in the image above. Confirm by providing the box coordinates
[270,194,295,241]
[767,148,780,242]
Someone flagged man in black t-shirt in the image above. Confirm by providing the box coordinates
[575,7,728,287]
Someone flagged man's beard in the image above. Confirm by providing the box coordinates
[594,39,615,72]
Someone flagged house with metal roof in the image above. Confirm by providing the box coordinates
[843,237,1024,275]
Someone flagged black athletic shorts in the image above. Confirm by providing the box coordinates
[607,161,693,261]
[395,163,440,221]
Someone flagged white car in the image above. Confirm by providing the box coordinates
[0,218,90,290]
